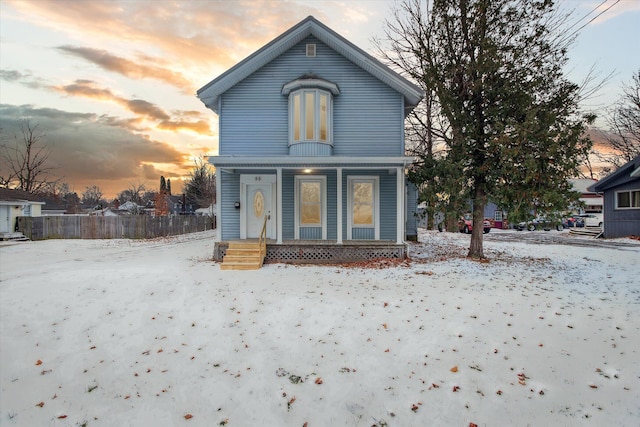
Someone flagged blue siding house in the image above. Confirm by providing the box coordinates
[197,16,424,262]
[590,155,640,238]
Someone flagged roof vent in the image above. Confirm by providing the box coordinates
[306,43,316,57]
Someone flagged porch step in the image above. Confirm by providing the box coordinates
[0,232,30,241]
[569,226,603,238]
[220,241,265,270]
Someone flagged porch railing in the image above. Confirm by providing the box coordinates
[258,214,268,260]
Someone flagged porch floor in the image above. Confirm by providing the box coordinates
[214,239,407,264]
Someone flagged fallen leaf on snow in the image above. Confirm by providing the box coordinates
[35,359,42,366]
[184,413,193,419]
[450,366,458,373]
[315,377,323,385]
[35,402,44,407]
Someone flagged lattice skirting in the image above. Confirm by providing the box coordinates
[213,242,406,264]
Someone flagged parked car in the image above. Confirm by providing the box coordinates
[458,214,491,234]
[578,213,603,228]
[561,215,585,228]
[517,216,563,231]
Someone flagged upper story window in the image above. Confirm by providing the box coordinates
[291,89,330,142]
[282,76,339,146]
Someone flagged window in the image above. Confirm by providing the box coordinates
[494,211,503,221]
[295,176,327,239]
[347,176,379,238]
[290,89,331,143]
[353,181,374,226]
[616,189,640,209]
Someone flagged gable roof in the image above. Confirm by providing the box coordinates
[197,16,424,114]
[590,155,640,192]
[0,188,46,205]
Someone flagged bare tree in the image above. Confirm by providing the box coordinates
[598,69,640,171]
[118,182,146,205]
[82,185,105,208]
[183,157,216,211]
[0,118,56,193]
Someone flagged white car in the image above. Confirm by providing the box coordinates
[579,213,603,228]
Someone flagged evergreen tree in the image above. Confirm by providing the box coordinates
[160,176,167,194]
[379,0,593,258]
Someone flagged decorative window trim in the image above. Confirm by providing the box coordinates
[294,175,327,239]
[347,176,379,239]
[615,189,640,209]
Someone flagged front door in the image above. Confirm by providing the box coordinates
[246,183,272,238]
[0,205,10,233]
[241,174,277,239]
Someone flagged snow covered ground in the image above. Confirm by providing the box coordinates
[1,229,639,426]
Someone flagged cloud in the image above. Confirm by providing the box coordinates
[57,45,195,93]
[5,0,325,82]
[52,79,212,134]
[0,104,187,197]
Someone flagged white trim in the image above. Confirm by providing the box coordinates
[215,171,222,242]
[276,168,283,244]
[209,156,413,166]
[282,79,339,96]
[347,176,379,240]
[396,167,403,244]
[294,175,327,239]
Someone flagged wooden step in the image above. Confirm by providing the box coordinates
[221,241,265,270]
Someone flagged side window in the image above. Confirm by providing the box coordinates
[616,189,640,209]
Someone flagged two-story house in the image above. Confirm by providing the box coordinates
[197,16,424,267]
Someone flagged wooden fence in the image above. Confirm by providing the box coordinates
[17,215,214,240]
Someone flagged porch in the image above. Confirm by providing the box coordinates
[214,239,407,264]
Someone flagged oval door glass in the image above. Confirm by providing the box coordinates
[254,190,264,218]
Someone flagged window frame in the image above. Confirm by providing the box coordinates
[615,189,640,209]
[288,88,332,145]
[294,175,327,239]
[347,176,380,239]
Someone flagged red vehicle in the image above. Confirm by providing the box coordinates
[458,214,491,234]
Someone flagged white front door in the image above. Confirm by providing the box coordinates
[246,183,272,238]
[0,205,10,233]
[241,175,277,239]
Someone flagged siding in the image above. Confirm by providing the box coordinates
[603,180,640,238]
[221,173,240,240]
[219,36,404,157]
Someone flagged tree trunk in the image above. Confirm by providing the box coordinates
[468,186,486,259]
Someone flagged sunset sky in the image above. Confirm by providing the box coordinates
[1,0,638,198]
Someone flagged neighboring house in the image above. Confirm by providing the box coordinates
[0,188,45,235]
[197,16,424,261]
[589,155,640,238]
[569,178,602,214]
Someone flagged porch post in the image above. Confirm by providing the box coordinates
[215,169,222,242]
[396,166,404,244]
[276,168,283,244]
[336,167,343,244]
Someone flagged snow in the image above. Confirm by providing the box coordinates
[1,229,639,426]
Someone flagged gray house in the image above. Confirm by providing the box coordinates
[590,155,640,238]
[197,16,424,265]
